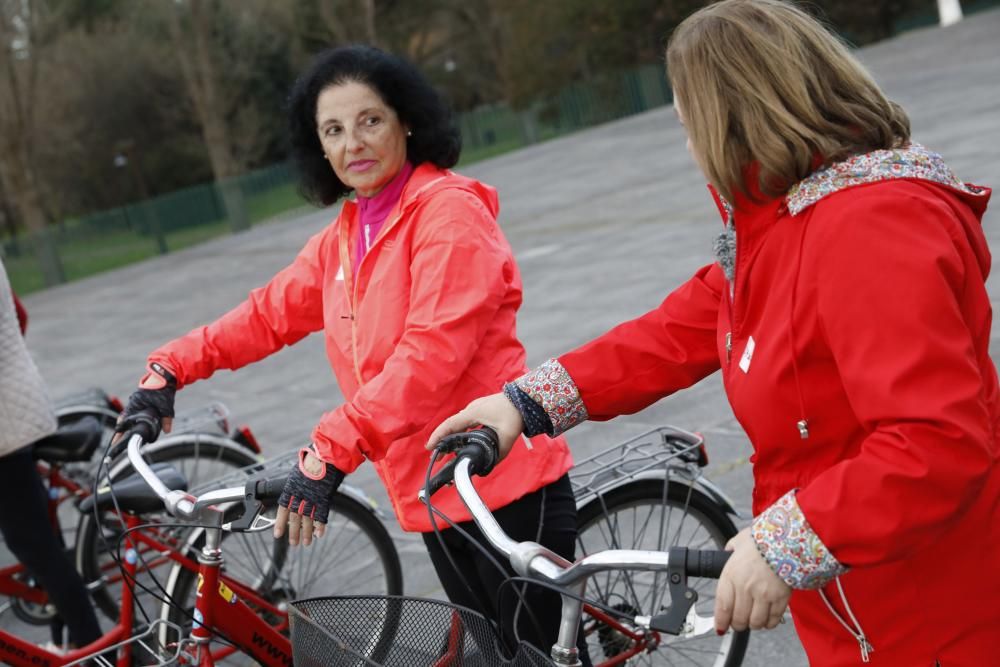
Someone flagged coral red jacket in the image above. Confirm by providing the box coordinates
[551,146,998,664]
[150,164,573,531]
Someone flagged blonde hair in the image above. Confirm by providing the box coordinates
[666,0,910,203]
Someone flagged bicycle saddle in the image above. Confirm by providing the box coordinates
[33,415,104,463]
[78,463,188,514]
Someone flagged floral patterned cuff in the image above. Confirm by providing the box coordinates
[512,359,589,436]
[751,489,848,589]
[503,383,554,437]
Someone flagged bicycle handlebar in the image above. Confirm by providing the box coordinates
[123,420,279,530]
[419,428,732,638]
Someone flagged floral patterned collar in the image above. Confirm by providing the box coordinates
[785,143,986,216]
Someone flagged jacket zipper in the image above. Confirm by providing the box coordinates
[340,175,449,384]
[725,215,739,368]
[819,578,874,663]
[347,209,403,385]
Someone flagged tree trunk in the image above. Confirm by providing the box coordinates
[0,186,21,257]
[170,0,249,232]
[363,0,377,45]
[0,142,65,286]
[0,4,64,287]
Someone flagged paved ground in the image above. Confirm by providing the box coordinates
[7,9,999,664]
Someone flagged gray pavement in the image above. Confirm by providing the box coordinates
[10,9,1000,664]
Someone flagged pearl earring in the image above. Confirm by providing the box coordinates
[406,130,412,137]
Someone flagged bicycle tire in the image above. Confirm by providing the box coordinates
[161,490,404,664]
[576,478,749,667]
[74,435,262,621]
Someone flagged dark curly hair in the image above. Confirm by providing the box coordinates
[288,45,462,206]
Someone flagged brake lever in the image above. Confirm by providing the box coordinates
[223,510,277,533]
[680,605,716,638]
[636,603,715,639]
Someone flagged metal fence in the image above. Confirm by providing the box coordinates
[3,162,303,293]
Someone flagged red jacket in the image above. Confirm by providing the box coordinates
[555,146,999,664]
[150,164,573,531]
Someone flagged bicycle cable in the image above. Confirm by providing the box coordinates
[423,448,548,655]
[91,433,156,628]
[497,575,645,627]
[94,432,244,656]
[111,519,244,654]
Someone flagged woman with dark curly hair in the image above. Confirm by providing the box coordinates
[115,45,582,660]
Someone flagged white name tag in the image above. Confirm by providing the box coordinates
[739,336,756,373]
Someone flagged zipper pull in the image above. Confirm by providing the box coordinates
[725,332,732,363]
[858,635,873,663]
[796,419,810,439]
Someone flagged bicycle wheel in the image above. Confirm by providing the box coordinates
[161,490,403,663]
[576,478,749,667]
[74,434,262,621]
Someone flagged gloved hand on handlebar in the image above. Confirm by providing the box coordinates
[274,444,345,547]
[114,362,178,442]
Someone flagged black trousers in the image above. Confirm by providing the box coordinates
[0,447,102,646]
[423,474,592,665]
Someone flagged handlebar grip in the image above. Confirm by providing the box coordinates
[254,474,289,503]
[684,550,731,579]
[460,427,499,476]
[115,409,161,448]
[423,427,500,499]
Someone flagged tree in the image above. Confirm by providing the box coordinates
[0,0,65,285]
[813,0,937,44]
[165,0,247,230]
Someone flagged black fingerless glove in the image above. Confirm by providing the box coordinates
[116,362,178,434]
[278,445,345,524]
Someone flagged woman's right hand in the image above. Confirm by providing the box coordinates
[427,393,525,460]
[112,362,177,444]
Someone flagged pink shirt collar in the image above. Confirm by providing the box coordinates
[354,161,415,268]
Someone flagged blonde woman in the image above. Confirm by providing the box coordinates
[431,1,998,663]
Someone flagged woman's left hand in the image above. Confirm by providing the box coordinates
[715,527,791,633]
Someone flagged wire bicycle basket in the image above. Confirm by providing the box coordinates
[289,596,553,666]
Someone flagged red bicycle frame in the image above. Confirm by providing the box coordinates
[183,555,292,666]
[0,515,142,667]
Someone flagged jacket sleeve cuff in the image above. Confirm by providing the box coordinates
[751,489,848,589]
[512,358,588,436]
[311,425,365,474]
[147,355,184,389]
[503,383,554,437]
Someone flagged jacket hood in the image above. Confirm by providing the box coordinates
[787,143,992,276]
[711,144,993,281]
[398,162,500,220]
[786,143,990,217]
